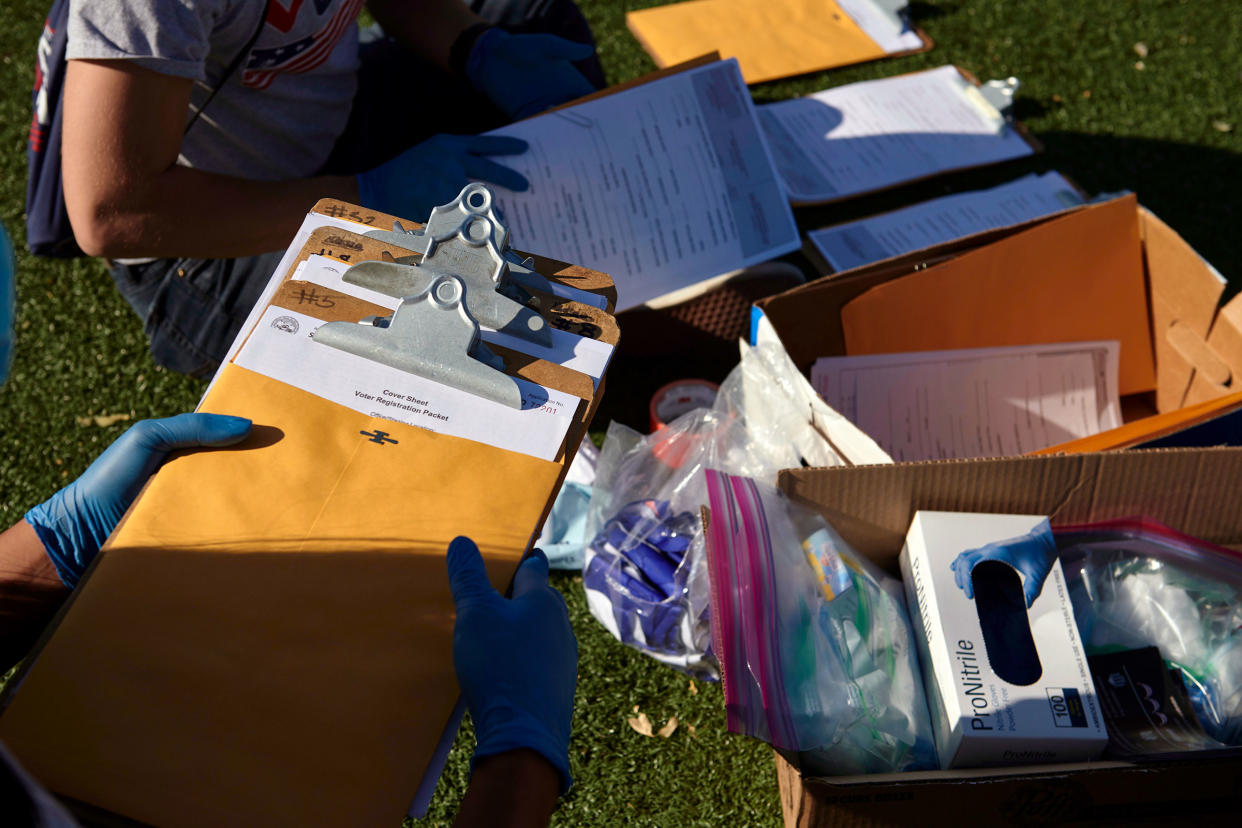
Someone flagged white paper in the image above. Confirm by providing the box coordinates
[836,0,924,53]
[811,341,1121,461]
[482,59,800,311]
[211,212,371,396]
[210,209,610,400]
[758,65,1036,204]
[234,307,578,461]
[809,172,1085,271]
[292,256,614,385]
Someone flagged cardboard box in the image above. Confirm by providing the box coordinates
[900,512,1106,769]
[751,193,1242,452]
[771,447,1242,826]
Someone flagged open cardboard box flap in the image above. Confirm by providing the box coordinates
[755,194,1242,448]
[770,446,1242,825]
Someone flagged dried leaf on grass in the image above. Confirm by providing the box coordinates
[657,717,678,738]
[1212,121,1233,133]
[75,413,131,428]
[627,712,653,737]
[688,680,698,695]
[1133,42,1149,58]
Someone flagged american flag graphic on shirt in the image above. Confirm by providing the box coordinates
[241,0,364,90]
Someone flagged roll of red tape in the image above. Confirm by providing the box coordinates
[649,379,720,432]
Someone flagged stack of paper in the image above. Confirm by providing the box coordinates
[758,65,1037,204]
[482,58,800,311]
[810,342,1122,461]
[809,172,1086,272]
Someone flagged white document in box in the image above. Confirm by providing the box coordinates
[758,65,1035,204]
[293,256,614,385]
[482,59,800,311]
[811,341,1121,461]
[233,307,578,461]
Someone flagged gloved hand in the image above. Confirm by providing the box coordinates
[582,499,709,671]
[447,536,577,793]
[950,522,1057,608]
[25,413,252,588]
[356,134,529,223]
[466,28,596,120]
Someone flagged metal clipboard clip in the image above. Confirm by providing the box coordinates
[364,182,559,308]
[311,273,526,409]
[980,77,1019,122]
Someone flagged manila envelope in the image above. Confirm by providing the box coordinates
[0,365,564,828]
[839,194,1157,397]
[627,0,897,85]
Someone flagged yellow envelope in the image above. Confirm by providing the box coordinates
[0,210,615,827]
[626,0,929,85]
[840,194,1157,397]
[0,367,565,828]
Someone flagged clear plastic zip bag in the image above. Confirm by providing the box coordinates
[703,469,937,774]
[1056,517,1242,746]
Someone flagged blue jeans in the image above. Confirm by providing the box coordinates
[111,0,605,379]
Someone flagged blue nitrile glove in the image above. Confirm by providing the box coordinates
[24,413,253,588]
[447,536,577,793]
[465,28,596,120]
[582,499,701,656]
[356,134,529,223]
[950,521,1057,608]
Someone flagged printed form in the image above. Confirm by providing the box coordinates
[810,172,1085,271]
[483,59,800,311]
[811,342,1121,461]
[835,0,925,52]
[758,65,1036,204]
[234,306,578,461]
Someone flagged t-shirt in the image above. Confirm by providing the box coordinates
[66,0,363,180]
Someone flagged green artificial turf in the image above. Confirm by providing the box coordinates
[0,0,1239,825]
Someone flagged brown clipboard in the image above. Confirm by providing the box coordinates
[775,65,1043,208]
[0,205,618,828]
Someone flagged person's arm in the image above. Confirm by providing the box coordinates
[366,0,597,121]
[61,59,359,260]
[454,749,559,828]
[0,521,70,670]
[446,538,578,827]
[366,0,484,72]
[0,414,255,674]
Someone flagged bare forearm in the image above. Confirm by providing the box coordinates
[62,59,360,259]
[454,750,559,828]
[0,521,69,671]
[76,165,359,260]
[367,0,483,71]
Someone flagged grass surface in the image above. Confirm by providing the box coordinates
[0,0,1239,825]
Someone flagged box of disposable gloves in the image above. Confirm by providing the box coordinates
[900,510,1107,768]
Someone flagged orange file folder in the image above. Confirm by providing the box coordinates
[627,0,932,84]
